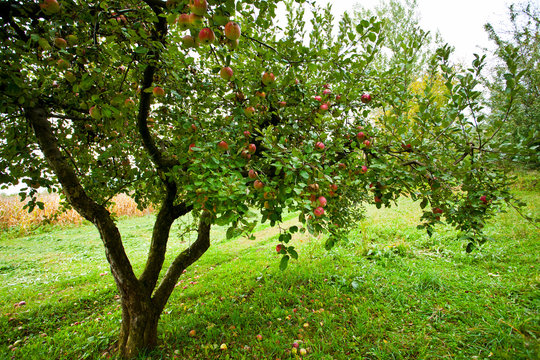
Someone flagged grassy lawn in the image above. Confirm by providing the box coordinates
[0,181,538,359]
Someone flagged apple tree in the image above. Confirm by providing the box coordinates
[0,0,519,357]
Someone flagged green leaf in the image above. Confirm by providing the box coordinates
[289,249,298,260]
[279,255,289,271]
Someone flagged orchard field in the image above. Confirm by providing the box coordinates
[1,172,538,359]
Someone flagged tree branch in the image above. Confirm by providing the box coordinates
[25,105,141,295]
[152,211,212,312]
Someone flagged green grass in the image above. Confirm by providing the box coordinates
[1,185,538,359]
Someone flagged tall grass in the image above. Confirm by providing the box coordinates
[0,193,152,231]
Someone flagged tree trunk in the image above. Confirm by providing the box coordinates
[117,297,160,358]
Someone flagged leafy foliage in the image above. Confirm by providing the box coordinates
[484,1,540,168]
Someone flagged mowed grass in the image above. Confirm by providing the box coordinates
[0,181,538,359]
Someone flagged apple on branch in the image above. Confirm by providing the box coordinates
[189,14,203,28]
[244,106,255,117]
[40,0,60,15]
[262,72,275,86]
[198,28,215,45]
[189,0,207,16]
[220,67,233,81]
[181,35,197,48]
[361,93,372,104]
[254,180,264,190]
[177,14,190,30]
[315,142,325,151]
[217,141,229,151]
[225,21,241,41]
[54,37,67,49]
[314,207,325,217]
[153,87,165,97]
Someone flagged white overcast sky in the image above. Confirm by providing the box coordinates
[313,0,514,64]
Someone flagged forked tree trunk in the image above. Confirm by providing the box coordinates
[27,105,212,358]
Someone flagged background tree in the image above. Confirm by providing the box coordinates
[484,1,539,168]
[0,0,519,357]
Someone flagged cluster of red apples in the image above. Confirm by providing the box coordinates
[171,0,241,50]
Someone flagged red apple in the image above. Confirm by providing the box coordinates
[255,91,266,98]
[361,165,368,174]
[177,14,191,30]
[318,196,327,207]
[480,195,488,204]
[374,196,382,203]
[248,169,257,179]
[189,0,207,16]
[319,103,329,111]
[402,143,412,150]
[276,244,284,253]
[361,93,372,104]
[153,86,165,97]
[278,101,286,107]
[338,163,346,170]
[323,83,330,89]
[243,130,251,137]
[357,132,365,140]
[124,98,135,107]
[314,95,322,101]
[336,95,342,101]
[224,21,241,40]
[363,139,371,147]
[330,184,338,191]
[40,0,60,15]
[433,207,443,214]
[314,206,325,217]
[191,124,197,132]
[220,66,233,81]
[322,89,331,95]
[315,141,325,151]
[248,143,256,154]
[262,72,275,86]
[217,141,229,151]
[244,106,255,117]
[254,180,264,190]
[241,150,251,159]
[198,28,215,45]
